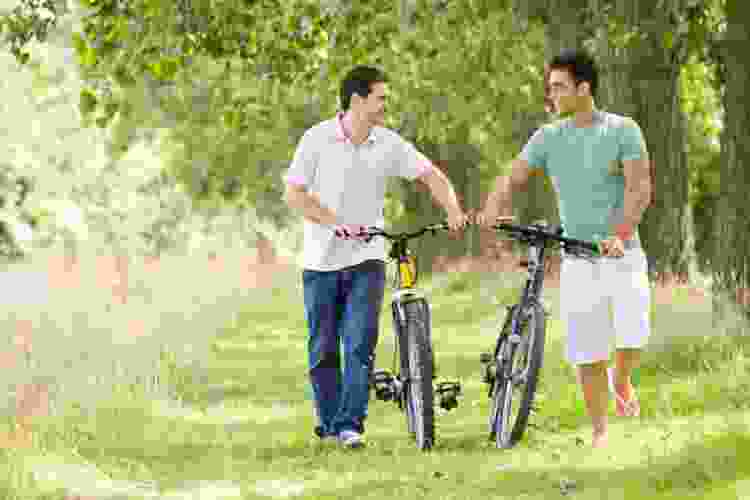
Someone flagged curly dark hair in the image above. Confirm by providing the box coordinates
[339,65,388,111]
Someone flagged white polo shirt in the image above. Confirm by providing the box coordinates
[284,111,432,271]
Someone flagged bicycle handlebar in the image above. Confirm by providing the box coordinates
[490,221,606,259]
[334,220,614,260]
[361,221,453,243]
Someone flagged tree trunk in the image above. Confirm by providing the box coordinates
[515,0,590,230]
[712,0,750,319]
[400,128,482,274]
[393,0,483,272]
[588,0,693,282]
[512,0,693,283]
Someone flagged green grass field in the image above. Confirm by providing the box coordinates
[2,265,750,499]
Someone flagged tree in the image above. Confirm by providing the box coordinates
[712,0,750,315]
[681,57,722,277]
[512,0,725,284]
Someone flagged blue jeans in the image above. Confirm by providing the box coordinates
[302,259,386,436]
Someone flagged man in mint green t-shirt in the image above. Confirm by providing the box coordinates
[478,49,652,449]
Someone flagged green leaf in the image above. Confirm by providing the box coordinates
[79,89,98,115]
[72,31,87,55]
[81,46,98,67]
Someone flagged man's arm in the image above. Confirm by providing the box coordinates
[417,166,463,217]
[618,157,651,238]
[614,118,652,241]
[283,129,341,228]
[482,159,542,218]
[284,184,339,227]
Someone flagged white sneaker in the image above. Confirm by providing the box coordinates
[337,430,365,449]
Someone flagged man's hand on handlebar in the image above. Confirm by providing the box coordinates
[333,224,368,241]
[598,235,625,258]
[474,210,515,230]
[446,208,471,236]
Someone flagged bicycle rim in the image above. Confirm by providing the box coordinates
[491,341,520,449]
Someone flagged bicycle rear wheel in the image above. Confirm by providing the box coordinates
[489,302,546,448]
[396,299,435,451]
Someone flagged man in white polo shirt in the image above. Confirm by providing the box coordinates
[284,66,468,449]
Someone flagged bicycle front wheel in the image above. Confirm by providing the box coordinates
[397,299,435,451]
[490,302,546,449]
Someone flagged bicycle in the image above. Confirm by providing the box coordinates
[349,221,464,451]
[479,219,620,449]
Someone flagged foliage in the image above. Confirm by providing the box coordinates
[0,0,61,64]
[0,0,730,275]
[0,0,546,229]
[0,13,270,262]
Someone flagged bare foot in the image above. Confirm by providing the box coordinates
[0,425,33,449]
[592,431,608,448]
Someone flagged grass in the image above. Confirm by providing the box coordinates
[1,258,750,499]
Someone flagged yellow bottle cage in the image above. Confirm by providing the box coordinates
[399,255,417,288]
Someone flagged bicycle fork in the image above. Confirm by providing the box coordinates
[481,304,542,395]
[481,305,522,394]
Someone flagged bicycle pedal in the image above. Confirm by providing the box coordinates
[436,381,462,411]
[436,381,462,395]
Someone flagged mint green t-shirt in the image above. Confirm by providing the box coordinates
[520,110,648,244]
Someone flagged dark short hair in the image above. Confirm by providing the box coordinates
[548,49,599,99]
[340,65,388,111]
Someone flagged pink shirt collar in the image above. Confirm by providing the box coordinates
[335,111,376,144]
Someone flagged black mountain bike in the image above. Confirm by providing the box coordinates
[480,219,615,449]
[358,221,464,451]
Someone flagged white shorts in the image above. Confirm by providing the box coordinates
[559,246,652,366]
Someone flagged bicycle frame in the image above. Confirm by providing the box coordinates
[361,223,459,413]
[504,227,557,352]
[364,223,450,323]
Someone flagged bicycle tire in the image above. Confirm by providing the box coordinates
[490,301,546,448]
[397,299,435,451]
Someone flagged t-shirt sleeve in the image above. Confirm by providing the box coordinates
[519,126,548,174]
[619,118,648,161]
[391,135,433,181]
[283,130,317,188]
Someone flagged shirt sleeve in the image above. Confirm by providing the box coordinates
[391,135,433,181]
[283,130,317,188]
[619,117,648,161]
[519,126,548,174]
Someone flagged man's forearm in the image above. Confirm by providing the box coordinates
[287,191,339,227]
[484,175,514,217]
[423,168,462,215]
[622,194,650,228]
[616,183,651,239]
[622,182,651,227]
